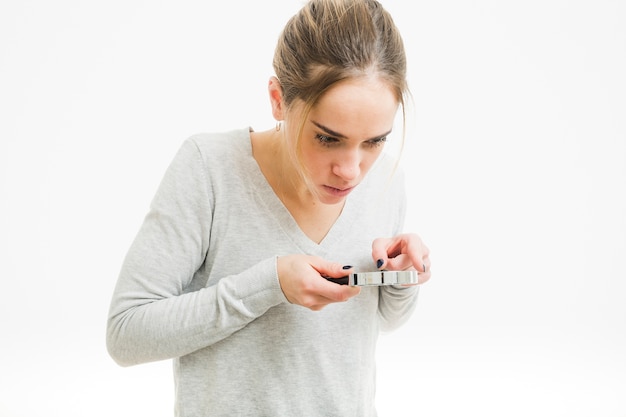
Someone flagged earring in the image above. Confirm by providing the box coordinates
[275,122,282,132]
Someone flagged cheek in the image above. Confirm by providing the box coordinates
[301,148,328,173]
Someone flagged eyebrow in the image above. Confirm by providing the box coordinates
[311,121,392,142]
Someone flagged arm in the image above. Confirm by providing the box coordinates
[371,168,432,331]
[106,139,286,366]
[374,233,431,331]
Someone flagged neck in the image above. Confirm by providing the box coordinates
[251,128,346,243]
[253,129,315,207]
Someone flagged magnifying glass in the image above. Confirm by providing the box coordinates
[325,270,418,286]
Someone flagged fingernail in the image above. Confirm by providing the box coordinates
[376,259,384,269]
[342,265,353,270]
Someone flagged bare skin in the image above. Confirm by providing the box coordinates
[251,75,430,310]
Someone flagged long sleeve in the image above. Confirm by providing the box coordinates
[376,168,421,332]
[377,285,420,332]
[106,139,286,366]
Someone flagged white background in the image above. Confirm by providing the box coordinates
[1,1,624,416]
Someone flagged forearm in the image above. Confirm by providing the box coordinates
[106,257,286,366]
[377,285,419,332]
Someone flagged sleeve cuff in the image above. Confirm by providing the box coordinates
[228,256,288,316]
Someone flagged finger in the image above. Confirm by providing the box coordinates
[395,234,429,273]
[372,235,413,270]
[324,276,349,285]
[318,264,352,285]
[308,255,351,276]
[385,254,428,274]
[317,278,361,302]
[373,234,430,273]
[417,269,431,285]
[381,253,413,271]
[371,237,394,270]
[296,291,336,310]
[421,254,431,274]
[298,282,359,308]
[309,260,360,302]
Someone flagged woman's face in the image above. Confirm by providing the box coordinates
[285,76,399,205]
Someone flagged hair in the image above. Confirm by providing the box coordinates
[274,0,408,107]
[273,0,410,190]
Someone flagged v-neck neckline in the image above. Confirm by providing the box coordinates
[243,128,357,252]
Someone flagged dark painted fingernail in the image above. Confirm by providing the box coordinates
[342,265,353,270]
[376,259,384,269]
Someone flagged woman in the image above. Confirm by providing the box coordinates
[107,0,431,415]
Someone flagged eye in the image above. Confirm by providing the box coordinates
[365,136,387,148]
[315,134,339,147]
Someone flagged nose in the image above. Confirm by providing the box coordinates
[332,149,361,181]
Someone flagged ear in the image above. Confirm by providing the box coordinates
[268,76,285,121]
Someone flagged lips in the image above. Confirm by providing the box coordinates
[322,185,355,198]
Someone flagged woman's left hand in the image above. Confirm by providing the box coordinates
[372,233,431,284]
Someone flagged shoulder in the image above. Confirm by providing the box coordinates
[185,128,251,161]
[160,128,253,188]
[169,128,253,177]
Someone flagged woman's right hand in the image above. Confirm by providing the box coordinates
[277,255,361,311]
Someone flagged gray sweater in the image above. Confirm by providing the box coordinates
[107,128,419,416]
